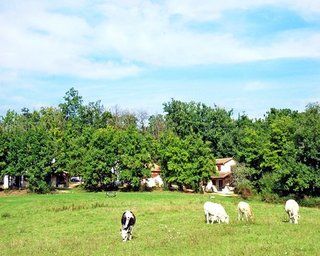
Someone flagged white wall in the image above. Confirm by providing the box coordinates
[3,175,9,189]
[220,160,237,173]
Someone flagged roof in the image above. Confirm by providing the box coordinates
[211,172,231,179]
[216,157,234,165]
[151,164,161,173]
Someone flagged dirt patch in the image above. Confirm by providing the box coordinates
[69,182,82,188]
[0,189,28,197]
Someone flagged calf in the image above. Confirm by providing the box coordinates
[204,202,229,224]
[237,201,253,222]
[120,210,136,241]
[285,199,300,224]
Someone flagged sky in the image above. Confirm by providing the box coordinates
[1,0,320,118]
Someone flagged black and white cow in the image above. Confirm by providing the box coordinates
[120,210,136,241]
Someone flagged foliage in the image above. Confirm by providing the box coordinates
[159,131,216,191]
[83,127,151,191]
[163,99,236,157]
[1,88,320,197]
[232,164,256,198]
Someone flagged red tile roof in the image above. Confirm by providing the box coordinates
[216,157,233,165]
[212,172,231,179]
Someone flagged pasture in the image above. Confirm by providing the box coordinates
[0,190,319,256]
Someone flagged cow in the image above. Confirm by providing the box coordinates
[204,202,229,224]
[237,201,253,222]
[285,199,300,224]
[120,210,136,241]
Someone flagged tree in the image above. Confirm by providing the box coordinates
[82,127,119,190]
[136,110,149,132]
[116,127,151,190]
[163,99,236,157]
[109,105,137,129]
[79,101,112,128]
[59,87,83,120]
[147,114,167,139]
[83,127,152,191]
[159,131,216,191]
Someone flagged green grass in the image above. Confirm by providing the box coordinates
[0,190,319,256]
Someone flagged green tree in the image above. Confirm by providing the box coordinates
[159,131,216,191]
[59,87,83,120]
[163,99,236,157]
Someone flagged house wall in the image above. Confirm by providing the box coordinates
[51,176,57,187]
[220,159,237,173]
[3,175,9,189]
[213,175,233,190]
[151,171,161,178]
[1,175,27,189]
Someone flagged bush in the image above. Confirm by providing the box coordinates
[28,179,51,194]
[233,164,256,199]
[234,182,254,199]
[298,197,320,208]
[260,192,281,204]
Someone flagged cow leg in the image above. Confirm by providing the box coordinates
[205,212,209,224]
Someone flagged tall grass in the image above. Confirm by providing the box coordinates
[0,190,319,255]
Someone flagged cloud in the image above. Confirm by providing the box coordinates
[166,0,320,21]
[0,0,320,80]
[0,1,142,79]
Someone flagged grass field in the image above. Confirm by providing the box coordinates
[0,190,319,256]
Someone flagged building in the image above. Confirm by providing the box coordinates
[0,175,28,190]
[211,157,237,190]
[50,172,69,188]
[150,164,161,178]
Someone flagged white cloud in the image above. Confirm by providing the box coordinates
[0,0,320,80]
[0,1,142,79]
[166,0,320,21]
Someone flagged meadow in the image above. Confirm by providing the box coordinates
[0,190,319,256]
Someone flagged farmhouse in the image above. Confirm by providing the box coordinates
[211,157,236,190]
[143,164,163,189]
[0,175,28,190]
[50,172,70,188]
[150,163,161,178]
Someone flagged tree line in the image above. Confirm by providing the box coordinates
[0,88,319,197]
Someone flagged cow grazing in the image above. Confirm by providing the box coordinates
[285,199,300,224]
[237,201,253,222]
[204,202,229,224]
[120,210,136,241]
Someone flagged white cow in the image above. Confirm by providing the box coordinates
[237,201,253,222]
[204,202,229,224]
[285,199,300,224]
[120,210,136,241]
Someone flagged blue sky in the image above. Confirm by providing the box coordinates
[1,0,320,118]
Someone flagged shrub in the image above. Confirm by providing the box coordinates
[234,181,254,199]
[28,179,51,194]
[260,191,281,204]
[298,197,320,208]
